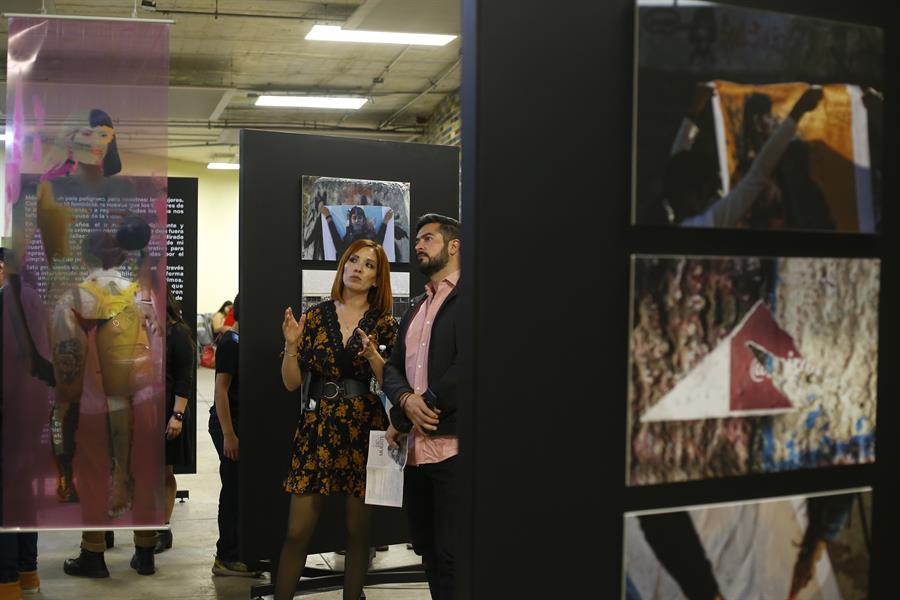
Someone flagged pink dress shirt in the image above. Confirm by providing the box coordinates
[404,270,460,466]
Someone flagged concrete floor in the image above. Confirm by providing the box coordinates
[30,367,429,600]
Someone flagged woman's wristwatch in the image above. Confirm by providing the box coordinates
[172,411,185,422]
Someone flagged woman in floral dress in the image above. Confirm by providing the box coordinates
[275,239,397,600]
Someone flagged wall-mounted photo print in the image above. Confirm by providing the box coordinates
[627,255,879,486]
[624,489,871,600]
[301,175,411,263]
[633,1,884,232]
[300,270,411,318]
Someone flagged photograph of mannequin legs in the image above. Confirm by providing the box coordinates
[274,494,371,600]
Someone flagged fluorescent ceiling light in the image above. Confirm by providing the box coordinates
[306,24,456,46]
[0,133,6,142]
[255,95,368,110]
[207,162,240,170]
[637,0,713,5]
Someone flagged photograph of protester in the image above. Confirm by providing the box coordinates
[632,1,883,232]
[301,176,411,263]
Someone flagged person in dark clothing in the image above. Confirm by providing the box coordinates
[157,288,195,553]
[384,214,462,600]
[209,294,258,577]
[0,274,42,598]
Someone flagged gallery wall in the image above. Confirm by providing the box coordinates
[461,0,894,598]
[166,159,239,314]
[238,130,460,563]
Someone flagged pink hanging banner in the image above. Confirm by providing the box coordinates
[3,16,169,530]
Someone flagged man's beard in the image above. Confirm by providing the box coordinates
[417,246,449,276]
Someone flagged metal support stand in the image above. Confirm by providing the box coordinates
[250,562,426,599]
[176,489,189,503]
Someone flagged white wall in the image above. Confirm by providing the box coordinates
[166,158,239,314]
[0,147,240,314]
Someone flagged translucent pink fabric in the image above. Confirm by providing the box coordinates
[3,17,169,530]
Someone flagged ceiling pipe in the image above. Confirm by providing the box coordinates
[337,45,412,127]
[378,57,461,130]
[154,2,350,23]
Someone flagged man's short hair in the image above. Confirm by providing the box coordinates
[416,213,460,243]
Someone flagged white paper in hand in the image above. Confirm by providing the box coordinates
[365,430,407,507]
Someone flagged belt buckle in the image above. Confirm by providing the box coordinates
[322,381,341,400]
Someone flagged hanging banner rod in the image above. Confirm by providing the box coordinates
[2,13,175,24]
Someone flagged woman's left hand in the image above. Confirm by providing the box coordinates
[356,328,380,362]
[166,416,183,440]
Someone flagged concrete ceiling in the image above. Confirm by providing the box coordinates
[1,0,461,164]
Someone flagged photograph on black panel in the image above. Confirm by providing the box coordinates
[623,489,872,600]
[627,255,879,486]
[633,1,884,233]
[301,175,411,263]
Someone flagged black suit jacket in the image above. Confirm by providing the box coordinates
[383,281,459,436]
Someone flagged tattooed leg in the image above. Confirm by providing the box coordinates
[49,291,88,502]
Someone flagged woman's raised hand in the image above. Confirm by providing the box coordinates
[356,328,379,362]
[283,307,306,346]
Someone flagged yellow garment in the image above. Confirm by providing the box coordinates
[36,181,74,263]
[714,81,860,231]
[77,278,139,320]
[77,278,151,396]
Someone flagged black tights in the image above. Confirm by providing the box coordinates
[274,494,371,600]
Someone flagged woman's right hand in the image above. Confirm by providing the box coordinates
[283,307,306,347]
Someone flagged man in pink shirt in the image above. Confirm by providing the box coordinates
[385,214,460,600]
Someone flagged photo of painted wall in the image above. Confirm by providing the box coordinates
[623,489,871,600]
[632,1,884,232]
[626,255,879,486]
[301,175,411,263]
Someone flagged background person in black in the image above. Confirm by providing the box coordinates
[158,287,195,554]
[0,252,42,597]
[209,294,259,577]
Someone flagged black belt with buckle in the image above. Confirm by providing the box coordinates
[308,376,371,401]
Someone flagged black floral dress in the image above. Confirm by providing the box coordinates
[283,300,397,499]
